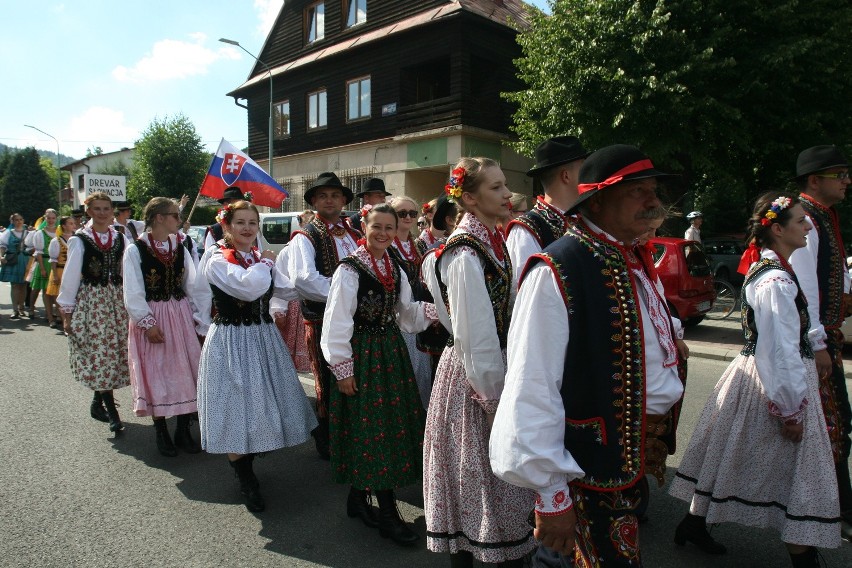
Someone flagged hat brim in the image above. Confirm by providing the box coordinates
[304,185,354,205]
[526,152,593,177]
[566,170,677,214]
[792,161,850,180]
[355,190,392,197]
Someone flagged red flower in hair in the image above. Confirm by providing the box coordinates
[360,204,373,219]
[422,203,432,214]
[356,237,367,247]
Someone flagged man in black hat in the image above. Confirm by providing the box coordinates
[203,186,253,249]
[113,202,144,241]
[491,145,687,566]
[286,172,360,459]
[506,135,589,291]
[789,144,852,539]
[347,177,391,229]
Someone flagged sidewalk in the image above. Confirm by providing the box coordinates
[686,315,852,379]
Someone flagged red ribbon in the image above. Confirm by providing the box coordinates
[737,242,760,275]
[577,159,655,195]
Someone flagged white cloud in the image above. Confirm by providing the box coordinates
[254,0,282,37]
[112,33,240,84]
[65,107,140,156]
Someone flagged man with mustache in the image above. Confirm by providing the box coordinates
[491,145,687,567]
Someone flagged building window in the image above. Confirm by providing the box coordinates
[308,89,327,130]
[345,0,367,27]
[346,76,371,122]
[306,2,325,43]
[273,100,290,139]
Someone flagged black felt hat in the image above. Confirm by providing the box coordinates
[432,195,457,232]
[356,177,391,197]
[795,145,848,178]
[568,144,676,214]
[304,172,353,204]
[526,136,591,176]
[218,186,246,204]
[114,201,133,211]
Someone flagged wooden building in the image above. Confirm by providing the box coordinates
[225,0,536,209]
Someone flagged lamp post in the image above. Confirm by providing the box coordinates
[219,37,274,182]
[24,124,62,209]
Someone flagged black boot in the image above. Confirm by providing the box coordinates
[229,455,265,512]
[173,414,201,454]
[347,486,379,528]
[674,513,726,554]
[153,418,177,457]
[375,489,418,546]
[789,546,820,568]
[312,416,330,460]
[99,390,124,434]
[449,551,473,568]
[90,391,109,423]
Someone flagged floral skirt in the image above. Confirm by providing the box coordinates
[669,355,840,548]
[423,345,536,562]
[67,283,130,391]
[128,298,200,417]
[329,329,424,491]
[276,300,311,372]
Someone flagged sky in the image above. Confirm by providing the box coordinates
[3,1,550,162]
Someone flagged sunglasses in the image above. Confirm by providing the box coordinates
[396,209,418,219]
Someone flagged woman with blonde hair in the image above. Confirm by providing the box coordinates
[46,216,78,316]
[29,209,59,325]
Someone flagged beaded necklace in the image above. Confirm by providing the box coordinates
[393,236,420,263]
[368,250,395,292]
[149,236,175,265]
[91,227,113,252]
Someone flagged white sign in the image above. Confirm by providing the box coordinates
[76,174,126,207]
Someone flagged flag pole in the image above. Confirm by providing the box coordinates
[184,192,203,225]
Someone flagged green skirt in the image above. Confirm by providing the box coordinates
[329,328,425,491]
[30,259,52,291]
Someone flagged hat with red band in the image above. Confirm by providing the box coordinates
[568,144,677,214]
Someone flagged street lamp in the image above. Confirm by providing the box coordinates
[219,37,274,182]
[24,124,62,209]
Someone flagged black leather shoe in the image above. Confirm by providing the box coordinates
[312,419,330,460]
[230,456,265,512]
[99,391,124,434]
[376,490,419,546]
[154,419,177,457]
[90,393,109,423]
[347,487,379,528]
[674,514,726,554]
[173,415,201,454]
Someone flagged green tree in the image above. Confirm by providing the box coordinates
[507,0,852,235]
[127,114,208,214]
[0,148,55,223]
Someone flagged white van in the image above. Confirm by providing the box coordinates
[258,212,303,254]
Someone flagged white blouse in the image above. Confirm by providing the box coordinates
[122,233,205,334]
[31,229,57,256]
[48,236,66,263]
[57,227,130,312]
[320,247,436,380]
[287,224,358,303]
[0,229,25,251]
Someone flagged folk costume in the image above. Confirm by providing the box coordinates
[29,227,56,291]
[45,232,69,297]
[422,212,536,564]
[195,242,317,455]
[669,250,840,549]
[415,227,440,250]
[389,235,433,407]
[123,234,203,419]
[0,228,30,284]
[271,245,312,373]
[505,196,570,292]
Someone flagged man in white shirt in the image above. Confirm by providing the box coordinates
[684,211,702,242]
[788,144,852,540]
[491,145,686,566]
[113,202,144,241]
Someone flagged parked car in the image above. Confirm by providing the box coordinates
[702,236,746,284]
[258,211,359,254]
[185,225,207,256]
[649,237,716,326]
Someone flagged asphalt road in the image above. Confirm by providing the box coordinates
[1,283,851,567]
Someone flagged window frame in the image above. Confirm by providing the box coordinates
[344,0,367,28]
[345,75,371,123]
[305,1,325,44]
[273,99,290,140]
[307,88,328,131]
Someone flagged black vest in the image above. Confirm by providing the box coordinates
[298,218,361,322]
[740,258,813,359]
[415,239,451,354]
[206,223,224,243]
[339,255,401,335]
[799,195,846,330]
[210,245,273,326]
[78,231,124,287]
[528,222,648,491]
[507,200,566,250]
[135,240,186,303]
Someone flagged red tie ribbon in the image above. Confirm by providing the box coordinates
[577,159,655,195]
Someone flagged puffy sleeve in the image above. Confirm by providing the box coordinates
[789,217,827,351]
[490,261,584,515]
[269,247,292,316]
[56,236,84,312]
[443,245,505,407]
[0,230,10,250]
[749,271,809,421]
[288,233,331,302]
[395,268,437,333]
[272,251,299,303]
[205,253,274,301]
[193,248,215,336]
[121,244,154,329]
[32,232,45,256]
[506,224,541,294]
[320,263,359,380]
[48,238,60,263]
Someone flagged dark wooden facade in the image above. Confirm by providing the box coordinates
[228,1,529,160]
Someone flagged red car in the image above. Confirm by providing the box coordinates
[648,237,716,326]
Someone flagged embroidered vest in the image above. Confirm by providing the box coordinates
[297,218,360,322]
[799,195,846,330]
[507,201,566,250]
[207,223,223,243]
[56,238,68,268]
[135,240,186,303]
[527,223,647,491]
[78,232,124,286]
[416,239,451,354]
[436,233,512,349]
[740,259,812,358]
[210,245,273,326]
[339,256,401,335]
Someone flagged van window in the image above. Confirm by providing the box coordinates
[682,244,712,277]
[263,217,293,245]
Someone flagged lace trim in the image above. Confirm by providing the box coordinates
[534,488,574,515]
[424,302,438,322]
[136,314,157,331]
[768,398,808,424]
[329,359,354,381]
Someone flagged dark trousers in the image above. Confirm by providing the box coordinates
[304,321,333,445]
[826,329,852,515]
[532,484,643,568]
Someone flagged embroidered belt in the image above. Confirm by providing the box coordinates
[644,413,672,487]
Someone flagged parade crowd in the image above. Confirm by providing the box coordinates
[1,140,850,568]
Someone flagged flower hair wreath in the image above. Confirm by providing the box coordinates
[242,191,253,202]
[760,196,793,227]
[216,203,233,224]
[360,203,374,219]
[421,202,432,214]
[444,167,465,201]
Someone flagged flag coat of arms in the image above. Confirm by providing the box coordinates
[199,138,288,208]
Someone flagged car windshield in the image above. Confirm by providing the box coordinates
[262,217,293,245]
[682,243,712,277]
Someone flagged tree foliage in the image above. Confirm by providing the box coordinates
[127,114,209,215]
[507,0,852,235]
[0,148,55,223]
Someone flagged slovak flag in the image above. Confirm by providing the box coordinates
[199,138,288,208]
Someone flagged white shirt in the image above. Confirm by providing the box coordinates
[287,224,358,304]
[505,200,567,293]
[122,233,206,335]
[57,227,131,312]
[48,236,66,263]
[684,225,701,243]
[0,228,25,251]
[113,218,145,241]
[490,216,684,513]
[31,229,57,257]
